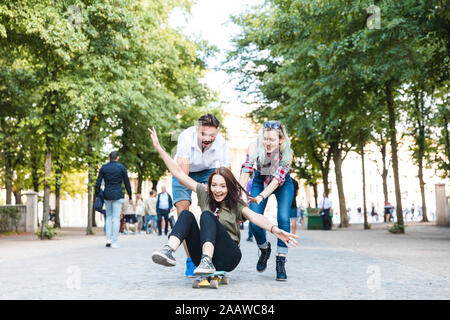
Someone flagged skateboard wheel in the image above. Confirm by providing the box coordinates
[222,276,230,285]
[192,280,200,288]
[210,280,219,289]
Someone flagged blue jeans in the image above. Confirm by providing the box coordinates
[157,208,171,235]
[101,212,106,234]
[172,168,215,204]
[144,214,157,232]
[104,199,123,243]
[249,171,293,255]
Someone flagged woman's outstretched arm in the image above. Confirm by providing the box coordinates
[148,127,198,192]
[241,207,299,248]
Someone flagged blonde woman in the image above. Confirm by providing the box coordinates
[239,120,294,281]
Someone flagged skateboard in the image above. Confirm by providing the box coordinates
[192,271,229,289]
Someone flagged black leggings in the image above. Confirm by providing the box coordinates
[169,210,241,272]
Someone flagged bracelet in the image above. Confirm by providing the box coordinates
[270,225,275,234]
[258,194,265,200]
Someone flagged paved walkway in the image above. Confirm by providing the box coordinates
[1,222,449,300]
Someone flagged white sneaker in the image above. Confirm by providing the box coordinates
[194,255,216,275]
[111,243,119,249]
[106,240,112,248]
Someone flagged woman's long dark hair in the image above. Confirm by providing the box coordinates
[207,167,249,213]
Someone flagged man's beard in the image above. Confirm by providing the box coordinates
[202,140,212,151]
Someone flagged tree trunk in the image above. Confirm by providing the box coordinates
[34,152,40,227]
[31,153,40,192]
[41,146,52,239]
[312,182,318,208]
[418,158,428,222]
[4,153,13,204]
[380,141,389,204]
[151,179,158,191]
[331,142,348,227]
[386,82,404,232]
[55,184,61,228]
[312,143,332,196]
[40,73,58,238]
[87,167,95,235]
[1,118,13,204]
[443,112,450,177]
[54,154,62,228]
[13,191,22,205]
[137,169,143,195]
[361,140,369,229]
[323,148,332,196]
[86,119,95,235]
[32,151,41,227]
[321,168,330,197]
[414,89,428,223]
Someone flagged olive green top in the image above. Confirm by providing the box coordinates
[196,183,247,243]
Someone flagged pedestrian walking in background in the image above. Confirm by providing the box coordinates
[120,213,125,234]
[144,190,158,234]
[318,193,332,230]
[370,203,378,222]
[404,207,410,221]
[122,196,139,235]
[384,201,392,222]
[390,205,396,222]
[95,150,133,248]
[136,193,145,232]
[298,204,304,225]
[156,185,174,236]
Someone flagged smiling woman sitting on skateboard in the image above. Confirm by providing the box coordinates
[148,127,299,276]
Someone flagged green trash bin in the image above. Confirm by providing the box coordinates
[306,208,333,230]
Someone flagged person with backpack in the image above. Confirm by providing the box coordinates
[95,151,132,248]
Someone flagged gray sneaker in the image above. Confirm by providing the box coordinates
[194,255,216,275]
[152,245,176,267]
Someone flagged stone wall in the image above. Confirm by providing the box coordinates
[0,205,26,232]
[0,192,38,233]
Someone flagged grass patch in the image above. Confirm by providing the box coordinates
[388,222,406,234]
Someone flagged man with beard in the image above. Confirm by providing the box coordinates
[172,113,231,277]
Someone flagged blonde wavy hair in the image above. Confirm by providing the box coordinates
[249,121,293,170]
